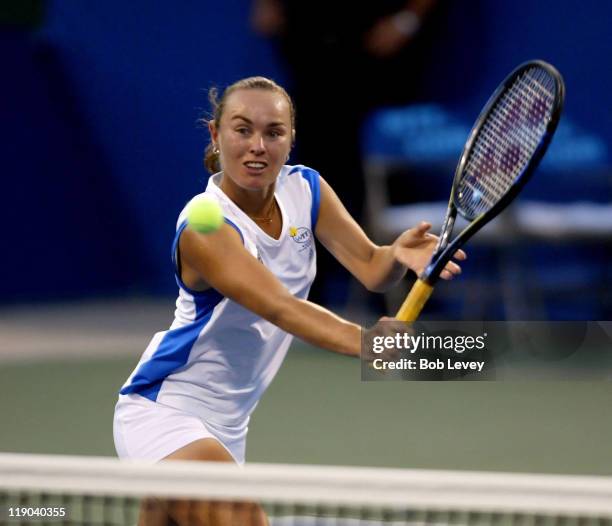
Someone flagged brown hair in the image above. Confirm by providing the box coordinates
[203,76,296,174]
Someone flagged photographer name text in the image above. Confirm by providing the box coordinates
[372,357,485,372]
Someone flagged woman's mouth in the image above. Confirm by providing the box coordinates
[243,161,267,174]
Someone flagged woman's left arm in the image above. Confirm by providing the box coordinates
[315,176,465,292]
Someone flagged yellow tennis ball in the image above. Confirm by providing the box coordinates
[187,196,224,234]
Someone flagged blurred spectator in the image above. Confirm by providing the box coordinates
[251,0,443,306]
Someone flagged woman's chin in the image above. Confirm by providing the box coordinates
[240,179,267,192]
[222,166,277,192]
[239,172,275,191]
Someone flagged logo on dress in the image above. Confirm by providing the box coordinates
[289,226,314,258]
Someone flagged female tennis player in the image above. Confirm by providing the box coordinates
[113,76,464,525]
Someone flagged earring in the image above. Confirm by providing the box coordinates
[213,145,220,155]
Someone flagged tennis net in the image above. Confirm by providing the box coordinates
[1,453,612,525]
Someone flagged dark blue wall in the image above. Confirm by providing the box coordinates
[471,0,611,146]
[2,0,285,300]
[2,0,610,302]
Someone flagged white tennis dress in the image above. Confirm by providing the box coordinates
[113,165,320,464]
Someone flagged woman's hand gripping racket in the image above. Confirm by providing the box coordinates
[396,60,565,322]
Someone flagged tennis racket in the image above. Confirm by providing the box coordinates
[396,60,565,322]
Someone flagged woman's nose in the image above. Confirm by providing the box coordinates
[250,134,265,154]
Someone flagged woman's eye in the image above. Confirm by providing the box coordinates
[236,128,250,135]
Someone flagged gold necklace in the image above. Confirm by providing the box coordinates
[249,199,276,224]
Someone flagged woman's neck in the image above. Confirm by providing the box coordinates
[219,173,276,218]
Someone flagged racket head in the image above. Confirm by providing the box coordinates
[451,60,565,222]
[422,60,564,283]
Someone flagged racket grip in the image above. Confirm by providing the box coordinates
[396,279,434,322]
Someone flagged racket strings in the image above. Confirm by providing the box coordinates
[457,66,557,219]
[464,70,554,209]
[471,70,554,199]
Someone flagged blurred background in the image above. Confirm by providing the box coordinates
[1,0,611,473]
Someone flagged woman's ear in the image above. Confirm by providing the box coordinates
[209,120,218,144]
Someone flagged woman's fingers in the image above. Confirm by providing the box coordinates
[454,248,468,261]
[411,221,432,238]
[440,260,462,280]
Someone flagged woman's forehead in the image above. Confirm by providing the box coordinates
[224,89,291,124]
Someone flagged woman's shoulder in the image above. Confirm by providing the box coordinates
[278,165,322,226]
[280,164,321,194]
[283,164,320,178]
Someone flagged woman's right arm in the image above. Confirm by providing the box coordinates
[179,224,361,357]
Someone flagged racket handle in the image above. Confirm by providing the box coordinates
[396,279,434,322]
